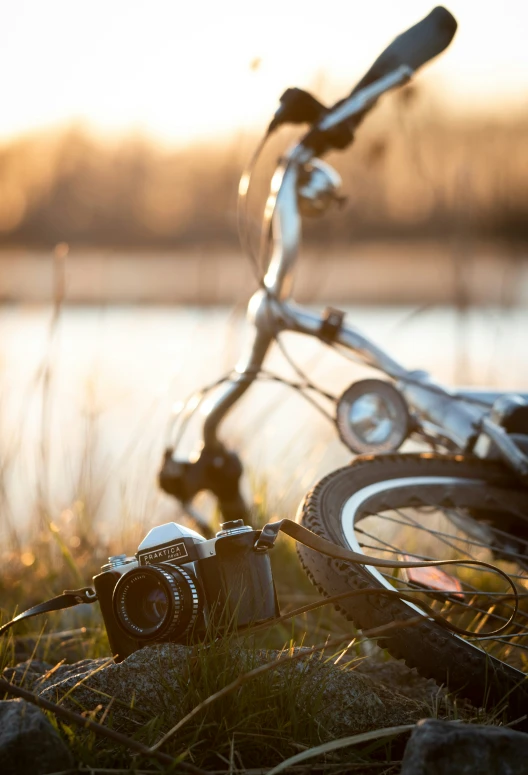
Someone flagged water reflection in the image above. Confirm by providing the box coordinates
[0,304,527,541]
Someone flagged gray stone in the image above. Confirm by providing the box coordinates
[401,718,528,775]
[278,650,427,737]
[2,660,56,692]
[3,645,430,739]
[0,699,74,775]
[36,647,190,727]
[355,659,446,704]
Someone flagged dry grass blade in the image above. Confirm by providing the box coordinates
[266,723,417,775]
[150,614,425,754]
[73,765,400,775]
[55,657,115,706]
[0,677,207,775]
[243,586,459,639]
[149,635,356,753]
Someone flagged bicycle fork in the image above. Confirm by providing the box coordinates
[159,292,280,526]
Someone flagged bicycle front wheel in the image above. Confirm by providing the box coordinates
[297,454,528,722]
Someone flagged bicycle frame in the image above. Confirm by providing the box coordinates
[186,152,512,453]
[165,67,528,517]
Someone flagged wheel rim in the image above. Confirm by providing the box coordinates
[341,475,528,672]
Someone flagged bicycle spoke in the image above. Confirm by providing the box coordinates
[469,635,528,649]
[355,502,528,655]
[358,524,527,599]
[376,570,528,629]
[363,507,528,565]
[359,528,526,628]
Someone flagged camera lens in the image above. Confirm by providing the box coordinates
[113,564,201,641]
[136,581,169,627]
[143,586,169,623]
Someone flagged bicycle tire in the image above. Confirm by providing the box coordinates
[297,453,528,724]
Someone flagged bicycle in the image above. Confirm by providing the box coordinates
[158,8,528,719]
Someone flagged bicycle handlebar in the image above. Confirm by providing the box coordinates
[348,7,457,102]
[268,7,457,145]
[303,7,457,153]
[315,66,413,135]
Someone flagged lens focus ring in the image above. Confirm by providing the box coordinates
[165,564,201,634]
[153,566,184,636]
[113,563,201,641]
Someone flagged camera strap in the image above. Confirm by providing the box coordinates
[255,517,503,573]
[0,587,98,637]
[0,519,518,640]
[255,518,518,620]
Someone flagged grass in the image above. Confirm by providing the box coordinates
[0,354,406,772]
[0,404,424,775]
[0,474,511,773]
[0,529,412,773]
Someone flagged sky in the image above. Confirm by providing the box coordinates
[2,0,528,146]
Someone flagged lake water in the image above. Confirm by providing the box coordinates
[1,302,527,543]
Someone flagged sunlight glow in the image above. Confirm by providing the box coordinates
[238,172,251,197]
[1,0,527,145]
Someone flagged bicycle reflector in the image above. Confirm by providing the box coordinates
[336,379,410,454]
[401,555,465,601]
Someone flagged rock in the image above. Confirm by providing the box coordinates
[354,659,445,704]
[353,658,474,719]
[2,660,55,692]
[401,718,528,775]
[3,645,430,739]
[0,699,74,775]
[272,648,427,737]
[37,647,190,730]
[34,657,114,697]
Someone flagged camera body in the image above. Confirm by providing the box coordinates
[93,519,279,661]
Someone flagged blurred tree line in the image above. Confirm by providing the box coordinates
[1,90,527,249]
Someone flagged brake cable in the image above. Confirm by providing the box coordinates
[236,129,272,288]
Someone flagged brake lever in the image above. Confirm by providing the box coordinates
[268,88,328,134]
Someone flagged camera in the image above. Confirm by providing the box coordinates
[93,519,279,661]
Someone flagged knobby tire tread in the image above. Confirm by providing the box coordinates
[296,453,528,725]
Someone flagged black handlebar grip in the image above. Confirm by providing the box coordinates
[349,6,457,97]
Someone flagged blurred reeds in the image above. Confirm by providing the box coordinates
[0,93,527,250]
